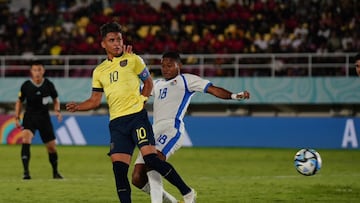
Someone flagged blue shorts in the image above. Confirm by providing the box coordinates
[108,109,155,156]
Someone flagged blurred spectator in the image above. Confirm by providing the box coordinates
[0,0,358,57]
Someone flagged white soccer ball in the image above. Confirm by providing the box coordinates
[294,148,322,176]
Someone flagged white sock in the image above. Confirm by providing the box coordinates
[142,172,178,203]
[141,182,151,194]
[147,170,163,203]
[163,190,178,203]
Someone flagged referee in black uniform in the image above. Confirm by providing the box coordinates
[15,60,63,180]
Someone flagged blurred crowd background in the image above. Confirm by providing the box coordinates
[0,0,359,57]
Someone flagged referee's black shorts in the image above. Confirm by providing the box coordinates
[22,112,56,143]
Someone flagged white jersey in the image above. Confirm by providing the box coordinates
[135,73,211,164]
[152,73,211,156]
[152,73,211,125]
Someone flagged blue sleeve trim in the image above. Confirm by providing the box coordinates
[203,82,213,93]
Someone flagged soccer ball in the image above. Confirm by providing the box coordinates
[294,148,322,176]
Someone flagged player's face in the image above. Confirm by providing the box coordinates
[161,58,179,80]
[101,32,124,59]
[356,59,360,76]
[30,65,45,82]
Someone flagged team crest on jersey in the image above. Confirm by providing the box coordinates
[119,59,128,67]
[171,80,177,85]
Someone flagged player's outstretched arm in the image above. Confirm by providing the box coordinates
[206,85,250,100]
[66,91,103,112]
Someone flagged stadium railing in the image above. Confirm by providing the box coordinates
[0,52,358,77]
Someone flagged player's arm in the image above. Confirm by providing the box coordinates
[206,85,250,100]
[14,99,22,128]
[53,97,62,122]
[138,67,153,100]
[66,91,103,112]
[141,77,153,98]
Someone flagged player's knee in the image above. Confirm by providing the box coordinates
[143,153,172,176]
[131,163,148,188]
[46,145,57,153]
[143,153,160,168]
[131,172,144,188]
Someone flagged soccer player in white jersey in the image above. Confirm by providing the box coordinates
[132,51,250,203]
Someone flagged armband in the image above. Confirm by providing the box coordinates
[139,68,150,81]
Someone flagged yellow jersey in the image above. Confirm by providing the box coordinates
[92,53,148,120]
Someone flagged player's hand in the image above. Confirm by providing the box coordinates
[55,110,63,122]
[66,102,78,112]
[15,117,22,128]
[123,45,133,54]
[232,91,250,100]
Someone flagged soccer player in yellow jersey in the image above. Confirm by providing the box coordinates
[66,22,196,203]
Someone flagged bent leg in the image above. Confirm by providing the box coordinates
[133,152,178,203]
[140,146,191,196]
[132,163,148,188]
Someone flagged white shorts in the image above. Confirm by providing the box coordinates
[135,120,185,164]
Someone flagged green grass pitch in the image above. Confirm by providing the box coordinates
[0,145,359,202]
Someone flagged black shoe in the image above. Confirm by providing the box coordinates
[23,173,31,180]
[53,172,63,179]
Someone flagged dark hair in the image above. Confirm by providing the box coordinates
[30,60,44,67]
[100,22,122,39]
[162,51,181,63]
[355,53,360,62]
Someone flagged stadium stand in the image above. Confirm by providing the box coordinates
[0,0,359,116]
[0,0,359,56]
[0,0,359,77]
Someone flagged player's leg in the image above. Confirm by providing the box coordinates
[133,153,175,203]
[148,151,179,203]
[140,145,193,198]
[20,115,36,180]
[44,139,63,179]
[110,153,132,203]
[39,116,63,179]
[135,110,195,202]
[149,124,184,203]
[131,158,148,189]
[109,116,137,203]
[21,129,33,180]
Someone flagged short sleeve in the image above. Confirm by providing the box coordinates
[48,80,58,99]
[183,74,212,93]
[134,55,147,75]
[18,82,26,102]
[92,68,103,90]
